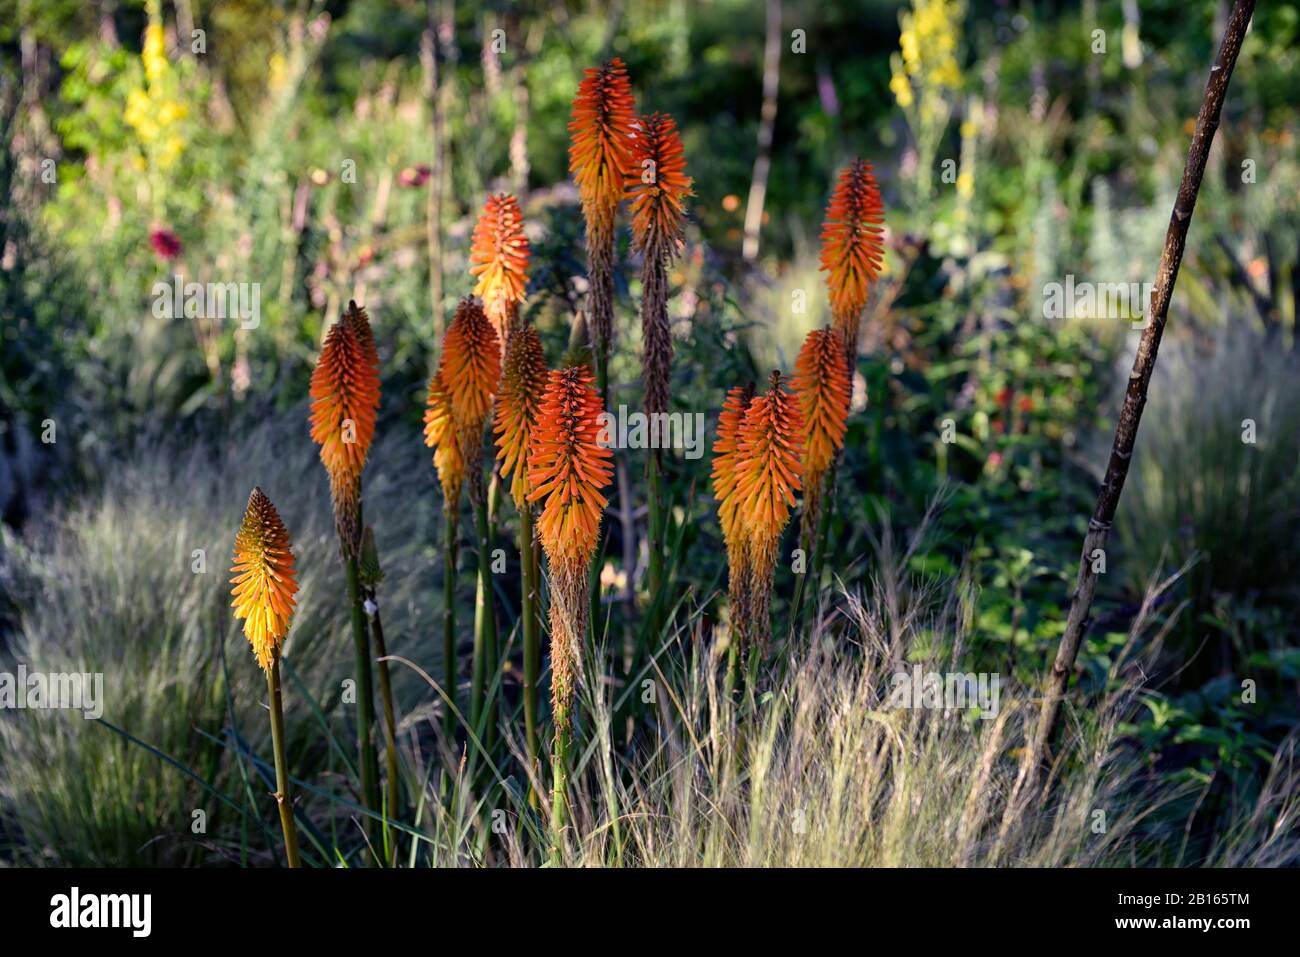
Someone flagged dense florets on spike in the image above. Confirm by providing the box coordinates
[309,302,382,552]
[568,59,637,222]
[628,111,691,418]
[627,112,692,261]
[527,364,612,732]
[569,59,636,361]
[494,325,549,509]
[231,488,298,671]
[527,365,614,567]
[424,369,464,502]
[792,327,852,480]
[734,371,806,554]
[711,384,756,565]
[470,193,530,350]
[820,160,885,349]
[441,298,502,427]
[310,302,382,484]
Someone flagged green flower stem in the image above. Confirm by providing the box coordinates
[645,449,666,650]
[368,599,401,865]
[549,721,570,866]
[470,486,499,753]
[442,502,458,739]
[520,503,541,805]
[345,552,382,844]
[266,656,301,868]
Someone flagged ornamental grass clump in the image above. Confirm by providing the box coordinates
[527,364,613,853]
[470,192,530,354]
[568,58,636,396]
[628,110,691,638]
[731,371,804,653]
[230,486,301,868]
[308,300,383,833]
[494,323,548,786]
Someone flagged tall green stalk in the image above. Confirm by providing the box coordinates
[549,722,570,866]
[344,553,381,842]
[266,656,301,868]
[368,603,400,864]
[470,481,499,753]
[520,504,541,803]
[645,450,666,646]
[790,458,840,634]
[442,503,458,738]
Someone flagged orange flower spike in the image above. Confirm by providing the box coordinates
[820,159,885,343]
[309,301,382,489]
[733,371,805,550]
[494,324,548,508]
[627,112,692,260]
[231,487,299,672]
[568,59,636,226]
[469,193,530,349]
[527,365,614,567]
[711,383,756,553]
[792,327,852,480]
[441,298,502,428]
[423,369,465,501]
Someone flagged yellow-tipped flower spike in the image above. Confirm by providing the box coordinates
[733,372,804,650]
[712,383,757,648]
[438,298,502,492]
[231,487,299,671]
[423,368,466,504]
[470,193,531,352]
[792,327,852,482]
[494,324,549,509]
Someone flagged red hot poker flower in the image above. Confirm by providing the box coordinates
[820,159,885,351]
[231,487,298,671]
[470,193,531,351]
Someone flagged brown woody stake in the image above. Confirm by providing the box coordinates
[1002,0,1257,833]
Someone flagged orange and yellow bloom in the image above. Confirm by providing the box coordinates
[793,327,851,481]
[527,365,612,731]
[231,487,298,671]
[820,160,886,353]
[470,193,530,351]
[568,59,637,228]
[627,112,692,262]
[569,59,637,365]
[494,324,548,509]
[309,301,381,552]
